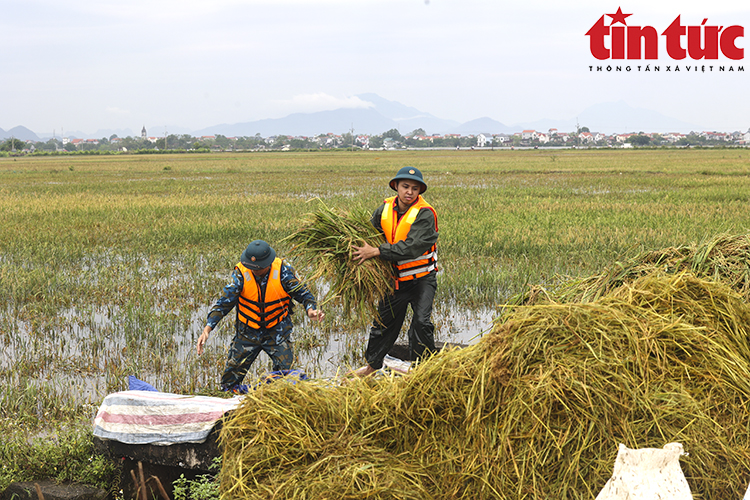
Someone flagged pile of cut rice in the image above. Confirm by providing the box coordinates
[219,234,750,500]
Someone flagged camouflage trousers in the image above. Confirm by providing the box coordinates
[220,318,294,390]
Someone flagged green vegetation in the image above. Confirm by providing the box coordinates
[1,149,750,494]
[173,459,221,500]
[0,416,120,493]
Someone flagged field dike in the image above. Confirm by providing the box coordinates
[217,234,750,500]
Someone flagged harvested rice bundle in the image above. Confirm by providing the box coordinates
[518,233,750,306]
[284,201,393,325]
[482,272,750,499]
[219,273,750,500]
[219,378,435,500]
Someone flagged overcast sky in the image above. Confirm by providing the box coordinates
[2,0,748,135]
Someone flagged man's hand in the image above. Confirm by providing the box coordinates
[352,243,380,264]
[307,308,325,323]
[197,325,211,355]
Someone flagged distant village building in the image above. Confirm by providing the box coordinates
[616,134,633,143]
[496,134,512,144]
[477,133,492,147]
[141,126,147,140]
[521,130,536,141]
[356,135,370,149]
[663,133,686,143]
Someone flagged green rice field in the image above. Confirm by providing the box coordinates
[2,148,750,492]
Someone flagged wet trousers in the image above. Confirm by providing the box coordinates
[220,317,294,390]
[365,272,437,370]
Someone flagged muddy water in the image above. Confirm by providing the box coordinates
[1,303,496,402]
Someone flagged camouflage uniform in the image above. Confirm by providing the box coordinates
[205,261,317,391]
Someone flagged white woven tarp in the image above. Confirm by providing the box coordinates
[93,390,242,445]
[596,442,692,500]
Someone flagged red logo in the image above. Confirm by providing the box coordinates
[586,7,744,60]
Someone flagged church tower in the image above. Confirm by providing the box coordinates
[141,126,147,139]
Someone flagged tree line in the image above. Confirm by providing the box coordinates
[0,128,743,154]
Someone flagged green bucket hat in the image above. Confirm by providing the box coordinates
[389,166,427,193]
[241,240,276,269]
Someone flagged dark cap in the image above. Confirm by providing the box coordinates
[389,166,427,193]
[241,240,276,269]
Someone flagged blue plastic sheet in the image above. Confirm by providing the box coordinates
[127,375,158,392]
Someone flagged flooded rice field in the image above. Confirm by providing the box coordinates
[1,258,495,405]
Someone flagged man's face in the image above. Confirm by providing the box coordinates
[396,180,422,208]
[251,266,270,278]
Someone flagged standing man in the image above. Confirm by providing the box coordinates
[350,166,439,376]
[197,240,324,392]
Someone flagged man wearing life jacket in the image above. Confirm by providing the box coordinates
[350,166,438,377]
[197,240,324,392]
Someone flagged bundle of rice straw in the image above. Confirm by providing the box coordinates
[284,200,393,325]
[219,271,750,500]
[518,233,750,306]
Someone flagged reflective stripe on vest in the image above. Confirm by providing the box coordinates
[236,258,291,330]
[381,195,438,282]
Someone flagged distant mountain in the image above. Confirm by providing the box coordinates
[45,129,89,140]
[510,118,578,134]
[193,94,462,137]
[577,101,703,134]
[191,97,704,138]
[85,128,137,140]
[0,125,39,141]
[355,93,460,134]
[193,107,397,137]
[3,96,715,141]
[513,101,704,135]
[450,117,514,135]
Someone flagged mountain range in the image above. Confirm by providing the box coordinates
[1,94,719,142]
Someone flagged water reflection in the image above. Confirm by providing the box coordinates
[1,302,496,402]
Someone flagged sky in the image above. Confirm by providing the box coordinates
[2,0,748,136]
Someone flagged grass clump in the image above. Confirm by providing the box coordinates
[0,419,120,494]
[285,200,393,326]
[218,271,750,499]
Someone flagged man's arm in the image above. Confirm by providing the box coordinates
[281,262,324,322]
[197,268,243,355]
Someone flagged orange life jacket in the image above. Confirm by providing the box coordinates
[380,195,438,283]
[235,258,291,330]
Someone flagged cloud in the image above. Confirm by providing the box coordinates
[271,93,375,114]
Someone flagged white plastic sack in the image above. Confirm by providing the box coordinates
[596,442,692,500]
[383,354,411,374]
